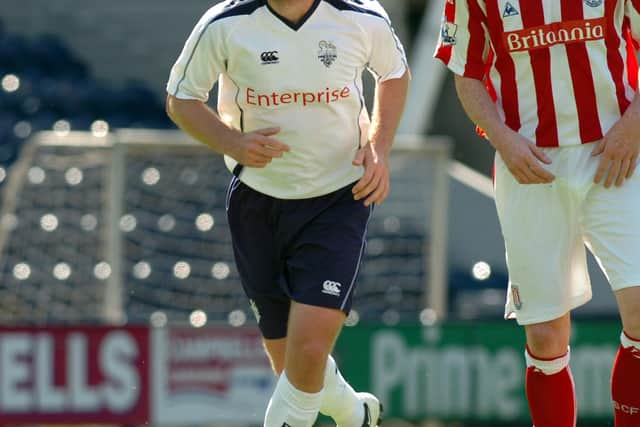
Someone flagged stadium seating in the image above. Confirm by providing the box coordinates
[0,20,173,178]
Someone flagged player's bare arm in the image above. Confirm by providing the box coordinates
[592,93,640,188]
[454,75,555,185]
[352,69,410,206]
[166,95,289,168]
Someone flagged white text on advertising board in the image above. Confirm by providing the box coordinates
[0,331,140,413]
[371,331,616,419]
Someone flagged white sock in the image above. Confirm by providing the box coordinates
[264,372,323,427]
[621,331,640,350]
[525,346,570,375]
[320,355,364,427]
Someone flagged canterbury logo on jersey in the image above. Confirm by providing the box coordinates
[246,87,351,107]
[504,17,605,52]
[260,51,279,64]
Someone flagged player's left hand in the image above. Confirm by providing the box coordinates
[352,142,389,207]
[592,119,640,188]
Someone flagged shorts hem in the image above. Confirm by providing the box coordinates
[505,291,592,325]
[290,296,350,314]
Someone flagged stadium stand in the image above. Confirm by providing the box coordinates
[0,19,172,175]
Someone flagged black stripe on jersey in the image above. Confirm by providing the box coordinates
[266,0,321,31]
[323,0,385,20]
[173,0,264,97]
[212,0,265,24]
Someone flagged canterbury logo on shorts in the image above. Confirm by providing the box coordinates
[322,280,342,297]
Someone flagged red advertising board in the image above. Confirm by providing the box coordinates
[0,326,150,424]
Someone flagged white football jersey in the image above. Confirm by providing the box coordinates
[167,0,407,199]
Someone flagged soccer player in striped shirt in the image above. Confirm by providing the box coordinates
[436,1,640,426]
[166,0,409,426]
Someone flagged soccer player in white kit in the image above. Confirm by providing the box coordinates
[435,0,640,426]
[166,0,409,426]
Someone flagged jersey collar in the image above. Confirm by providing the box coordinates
[265,0,322,31]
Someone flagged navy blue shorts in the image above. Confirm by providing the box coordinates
[226,177,373,339]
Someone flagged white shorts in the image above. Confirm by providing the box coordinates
[494,142,640,325]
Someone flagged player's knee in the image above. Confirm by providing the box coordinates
[294,339,330,366]
[526,322,570,358]
[616,286,640,339]
[622,313,640,341]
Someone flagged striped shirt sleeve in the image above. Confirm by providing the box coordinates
[166,15,227,102]
[433,0,491,80]
[626,0,640,45]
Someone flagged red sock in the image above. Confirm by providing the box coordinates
[611,332,640,426]
[525,347,576,427]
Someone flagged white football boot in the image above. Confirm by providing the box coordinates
[356,393,383,427]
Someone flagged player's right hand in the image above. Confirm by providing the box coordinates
[229,127,290,168]
[494,129,555,184]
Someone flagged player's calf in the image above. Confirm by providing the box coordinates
[525,347,576,427]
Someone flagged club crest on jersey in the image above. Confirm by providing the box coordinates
[441,21,458,46]
[584,0,602,6]
[511,285,523,310]
[503,1,519,17]
[318,40,337,68]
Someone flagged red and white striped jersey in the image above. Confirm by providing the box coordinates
[434,0,640,147]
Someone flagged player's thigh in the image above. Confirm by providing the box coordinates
[227,178,290,339]
[583,172,640,293]
[284,187,374,315]
[494,155,590,325]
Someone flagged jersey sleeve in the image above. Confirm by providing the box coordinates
[626,0,640,46]
[365,14,408,82]
[166,14,226,102]
[433,0,491,80]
